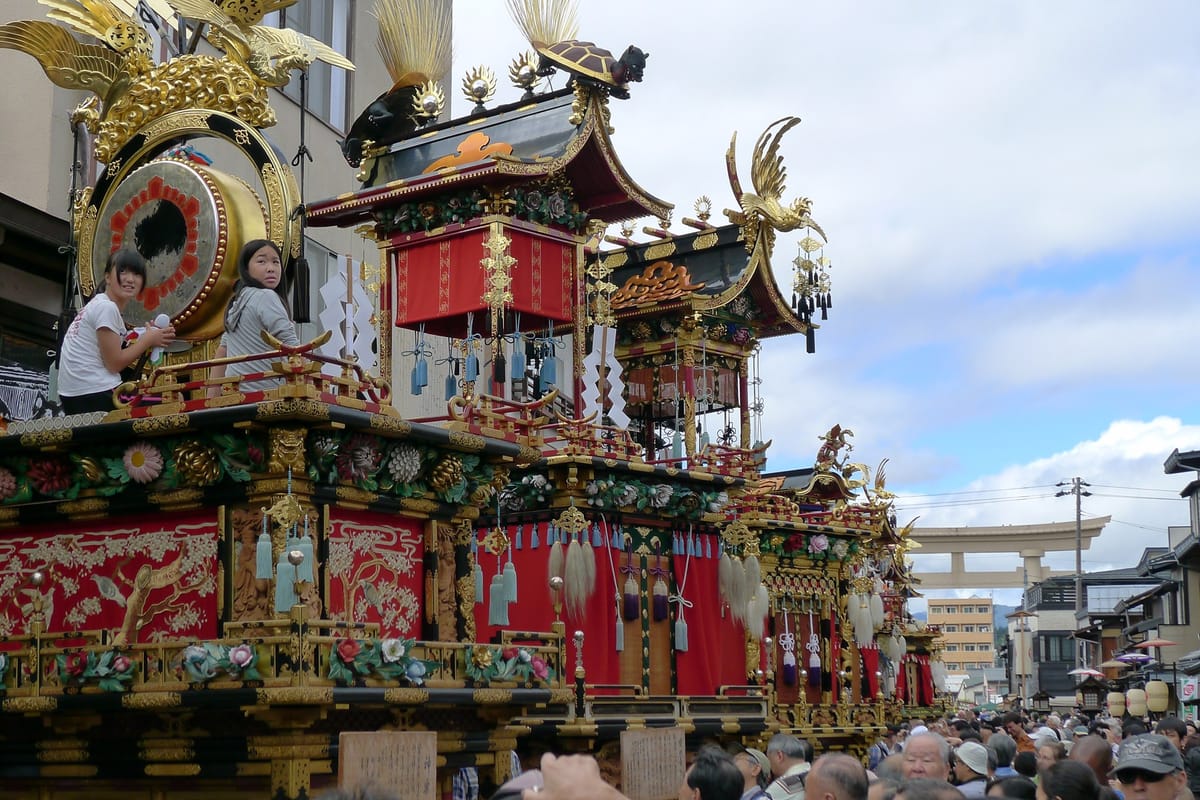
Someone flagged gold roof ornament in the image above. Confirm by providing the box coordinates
[724,116,826,255]
[166,0,355,86]
[0,0,354,163]
[461,66,497,112]
[508,50,541,99]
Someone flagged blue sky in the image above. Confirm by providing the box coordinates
[446,2,1200,602]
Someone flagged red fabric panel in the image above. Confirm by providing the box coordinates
[861,646,880,699]
[674,540,746,695]
[327,510,425,638]
[0,512,218,642]
[896,654,908,702]
[473,523,620,685]
[919,657,934,705]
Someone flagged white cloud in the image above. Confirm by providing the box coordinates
[898,418,1200,574]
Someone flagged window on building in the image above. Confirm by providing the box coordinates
[944,625,958,633]
[946,644,959,651]
[944,605,958,614]
[963,625,975,633]
[978,643,989,651]
[1041,634,1070,662]
[964,644,976,651]
[264,0,354,132]
[947,662,959,670]
[979,624,991,633]
[977,605,990,614]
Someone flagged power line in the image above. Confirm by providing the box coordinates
[897,484,1058,499]
[1087,483,1179,494]
[896,493,1056,510]
[1087,492,1183,502]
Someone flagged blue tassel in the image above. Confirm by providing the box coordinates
[615,610,624,652]
[530,523,540,549]
[671,435,682,460]
[466,353,479,381]
[540,356,557,385]
[503,558,518,603]
[674,532,683,555]
[592,523,602,548]
[547,523,556,545]
[675,617,689,652]
[611,525,622,550]
[415,356,428,388]
[445,372,457,400]
[256,531,273,580]
[704,536,712,559]
[274,542,298,613]
[474,559,484,604]
[488,574,509,626]
[511,347,526,380]
[515,525,523,550]
[298,533,315,584]
[687,535,696,557]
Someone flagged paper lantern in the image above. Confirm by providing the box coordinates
[1147,680,1170,713]
[1107,691,1126,716]
[1126,688,1148,717]
[1075,691,1084,707]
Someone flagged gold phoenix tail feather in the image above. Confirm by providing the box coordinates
[372,0,451,90]
[506,0,579,50]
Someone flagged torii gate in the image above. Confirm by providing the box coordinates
[911,517,1111,590]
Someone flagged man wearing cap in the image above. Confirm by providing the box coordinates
[952,741,990,797]
[1112,734,1187,800]
[735,747,772,800]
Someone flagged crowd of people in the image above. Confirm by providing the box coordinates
[380,710,1200,800]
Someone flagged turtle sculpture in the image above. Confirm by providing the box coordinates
[535,41,647,100]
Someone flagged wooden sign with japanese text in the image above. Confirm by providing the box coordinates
[338,731,438,799]
[620,728,685,800]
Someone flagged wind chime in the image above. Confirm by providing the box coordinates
[403,324,432,396]
[255,470,316,614]
[435,339,462,401]
[791,232,833,354]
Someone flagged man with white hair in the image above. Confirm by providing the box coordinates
[765,734,814,800]
[900,733,951,783]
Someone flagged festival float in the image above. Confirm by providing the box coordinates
[0,0,946,797]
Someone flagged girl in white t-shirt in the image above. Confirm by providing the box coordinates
[58,250,176,414]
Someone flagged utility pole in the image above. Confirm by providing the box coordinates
[1056,477,1091,668]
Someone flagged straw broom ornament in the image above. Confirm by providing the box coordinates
[555,504,593,618]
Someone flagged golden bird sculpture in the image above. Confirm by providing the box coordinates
[725,116,826,253]
[0,0,152,133]
[166,0,354,87]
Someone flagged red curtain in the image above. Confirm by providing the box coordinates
[861,645,880,699]
[673,535,746,695]
[473,522,620,684]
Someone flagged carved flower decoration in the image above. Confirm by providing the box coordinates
[380,638,407,663]
[28,457,72,496]
[831,539,850,559]
[0,467,16,500]
[471,646,494,669]
[336,433,382,482]
[336,638,362,664]
[122,443,163,484]
[228,644,256,670]
[809,534,830,555]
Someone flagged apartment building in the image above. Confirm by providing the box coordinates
[928,597,995,671]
